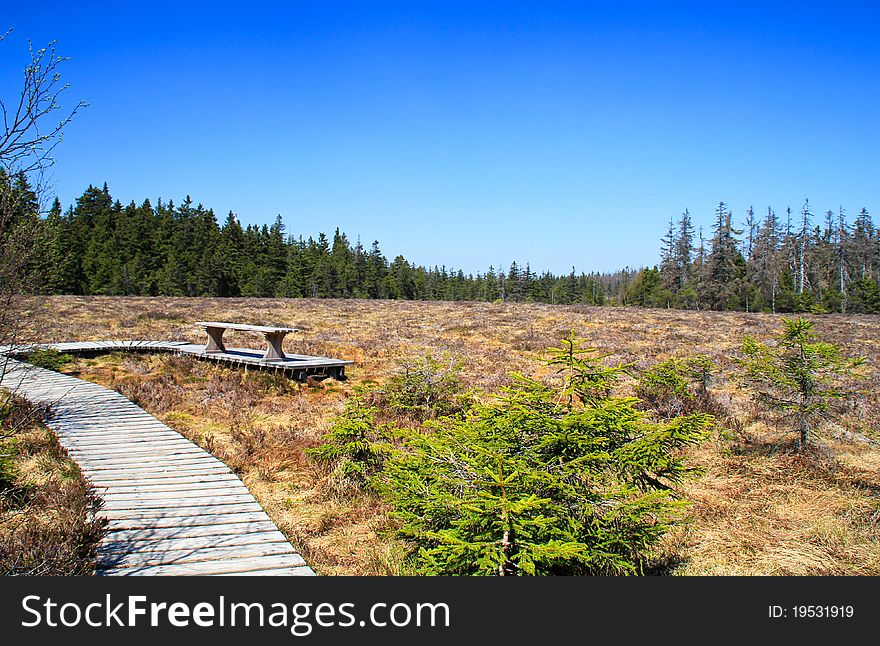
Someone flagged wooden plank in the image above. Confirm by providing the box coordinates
[76,455,227,470]
[101,494,258,510]
[85,466,234,484]
[89,473,242,491]
[68,438,201,451]
[97,554,308,576]
[52,411,162,422]
[62,423,190,434]
[56,416,172,425]
[196,321,300,333]
[65,444,199,457]
[99,481,251,496]
[61,430,190,442]
[65,434,195,445]
[64,438,197,451]
[70,448,206,462]
[99,480,247,494]
[80,464,229,478]
[105,511,271,530]
[99,530,289,554]
[83,460,231,475]
[0,352,315,576]
[103,520,281,543]
[69,446,207,460]
[218,566,315,576]
[79,463,229,477]
[97,542,296,569]
[102,502,264,519]
[101,488,251,503]
[71,447,209,460]
[84,471,234,486]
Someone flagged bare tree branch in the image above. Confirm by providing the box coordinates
[0,31,88,176]
[0,29,85,420]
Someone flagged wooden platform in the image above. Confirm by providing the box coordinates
[5,340,353,380]
[0,358,315,576]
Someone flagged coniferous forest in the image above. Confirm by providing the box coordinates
[13,175,880,313]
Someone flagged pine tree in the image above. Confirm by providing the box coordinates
[674,209,694,291]
[507,261,521,302]
[701,202,745,310]
[351,238,368,298]
[376,336,712,575]
[39,197,66,293]
[743,205,757,260]
[737,318,865,448]
[365,240,388,298]
[77,183,117,294]
[215,211,244,296]
[751,207,781,313]
[659,215,678,290]
[837,206,849,313]
[483,265,500,301]
[308,402,391,489]
[388,255,414,299]
[851,208,875,280]
[797,199,812,295]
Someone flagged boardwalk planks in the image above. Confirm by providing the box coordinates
[2,339,353,380]
[0,358,315,576]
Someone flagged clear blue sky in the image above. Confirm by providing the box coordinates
[2,2,878,274]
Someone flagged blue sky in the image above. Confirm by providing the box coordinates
[2,2,878,274]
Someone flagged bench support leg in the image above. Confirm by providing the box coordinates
[204,327,226,353]
[263,332,287,360]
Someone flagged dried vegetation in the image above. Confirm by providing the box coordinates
[0,396,106,575]
[20,295,880,575]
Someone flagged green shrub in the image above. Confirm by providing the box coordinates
[308,402,392,489]
[736,317,866,448]
[383,352,470,421]
[635,355,716,418]
[25,348,73,372]
[376,336,713,575]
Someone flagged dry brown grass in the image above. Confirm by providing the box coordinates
[1,395,107,575]
[23,295,880,575]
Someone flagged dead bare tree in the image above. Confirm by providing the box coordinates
[0,29,88,175]
[0,28,86,420]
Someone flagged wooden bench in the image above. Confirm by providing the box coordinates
[195,322,300,360]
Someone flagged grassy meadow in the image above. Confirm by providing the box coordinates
[22,295,880,575]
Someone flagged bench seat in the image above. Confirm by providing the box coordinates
[195,322,300,360]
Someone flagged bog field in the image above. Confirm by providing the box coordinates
[23,296,880,575]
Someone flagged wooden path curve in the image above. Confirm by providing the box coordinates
[9,339,353,380]
[0,357,315,576]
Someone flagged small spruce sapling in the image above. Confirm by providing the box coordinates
[545,331,630,408]
[308,401,392,489]
[383,352,470,420]
[736,317,865,448]
[378,335,712,575]
[635,355,716,418]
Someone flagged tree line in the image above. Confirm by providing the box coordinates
[9,175,880,313]
[27,180,618,304]
[632,201,880,313]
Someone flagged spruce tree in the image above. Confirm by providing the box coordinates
[377,336,712,575]
[701,203,745,309]
[751,207,781,312]
[674,209,694,292]
[659,215,678,291]
[737,318,865,448]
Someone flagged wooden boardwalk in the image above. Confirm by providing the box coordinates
[8,340,354,380]
[0,357,315,576]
